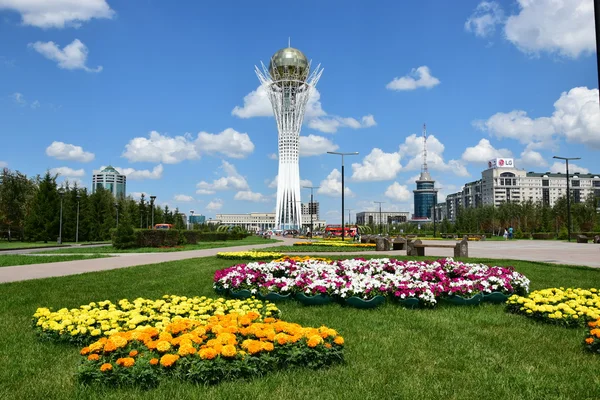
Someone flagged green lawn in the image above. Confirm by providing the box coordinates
[39,236,282,254]
[1,255,600,399]
[0,254,109,267]
[0,241,111,250]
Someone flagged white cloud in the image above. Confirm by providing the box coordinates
[234,190,268,202]
[386,66,440,91]
[266,176,313,190]
[519,149,548,168]
[0,0,114,28]
[351,148,402,181]
[206,198,223,211]
[384,182,412,202]
[268,153,278,160]
[399,134,469,177]
[504,0,595,58]
[29,39,102,72]
[307,114,377,134]
[0,161,7,168]
[46,141,95,162]
[115,165,164,180]
[300,179,313,188]
[30,100,40,109]
[195,128,255,159]
[49,166,85,178]
[123,131,199,164]
[475,87,600,149]
[129,192,148,200]
[299,134,338,156]
[12,92,25,105]
[174,194,194,202]
[317,169,354,197]
[464,1,504,37]
[232,84,374,133]
[196,160,249,193]
[461,139,512,163]
[549,161,589,174]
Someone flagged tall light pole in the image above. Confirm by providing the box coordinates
[114,202,119,228]
[150,195,156,229]
[328,151,359,241]
[553,156,581,242]
[346,209,353,225]
[76,194,81,243]
[303,186,320,238]
[374,201,385,235]
[58,189,65,244]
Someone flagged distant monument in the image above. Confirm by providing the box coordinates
[413,124,437,220]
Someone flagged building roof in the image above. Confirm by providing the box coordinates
[526,172,600,178]
[99,165,121,174]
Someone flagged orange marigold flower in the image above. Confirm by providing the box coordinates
[589,321,598,328]
[149,358,159,365]
[334,336,345,346]
[246,311,260,321]
[199,348,218,360]
[103,340,117,353]
[221,344,237,358]
[100,363,112,372]
[264,317,276,323]
[129,350,139,357]
[247,341,263,355]
[110,335,128,349]
[262,342,274,352]
[158,332,173,341]
[160,354,179,367]
[87,354,100,361]
[325,343,332,349]
[80,347,91,356]
[307,335,323,348]
[585,337,595,344]
[116,357,135,368]
[178,345,197,357]
[275,333,288,345]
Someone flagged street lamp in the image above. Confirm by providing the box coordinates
[374,201,385,235]
[76,194,81,243]
[58,189,65,244]
[114,202,119,228]
[553,155,581,242]
[327,151,359,241]
[150,195,156,229]
[346,209,353,225]
[303,186,320,239]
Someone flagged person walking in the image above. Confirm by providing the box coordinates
[508,226,514,240]
[503,228,508,240]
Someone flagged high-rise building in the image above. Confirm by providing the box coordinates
[413,124,437,220]
[256,45,323,230]
[92,166,126,198]
[301,201,320,221]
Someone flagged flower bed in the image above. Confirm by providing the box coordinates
[77,313,344,388]
[506,288,600,327]
[214,258,529,307]
[584,319,600,352]
[273,256,332,263]
[216,251,284,260]
[293,241,375,248]
[33,295,280,345]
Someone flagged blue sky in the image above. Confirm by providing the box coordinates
[0,0,598,222]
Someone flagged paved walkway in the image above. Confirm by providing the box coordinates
[1,238,598,284]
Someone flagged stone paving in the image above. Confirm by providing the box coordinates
[0,238,598,284]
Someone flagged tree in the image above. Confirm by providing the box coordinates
[112,214,136,249]
[0,168,35,240]
[24,172,60,242]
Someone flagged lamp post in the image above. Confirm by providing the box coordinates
[327,151,359,241]
[553,156,581,242]
[374,201,385,235]
[346,209,353,225]
[150,195,156,229]
[76,194,81,243]
[303,186,320,239]
[58,189,65,244]
[114,202,119,228]
[189,210,195,230]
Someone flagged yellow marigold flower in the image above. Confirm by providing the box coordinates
[221,344,237,358]
[262,342,274,352]
[87,354,100,361]
[160,354,179,367]
[156,340,171,353]
[334,336,345,345]
[307,335,323,348]
[178,345,197,356]
[199,348,218,360]
[100,363,112,372]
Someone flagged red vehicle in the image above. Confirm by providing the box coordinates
[325,224,357,237]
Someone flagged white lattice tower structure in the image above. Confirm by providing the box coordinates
[255,47,323,230]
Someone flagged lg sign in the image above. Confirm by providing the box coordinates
[488,158,514,169]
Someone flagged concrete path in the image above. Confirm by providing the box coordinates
[1,238,598,284]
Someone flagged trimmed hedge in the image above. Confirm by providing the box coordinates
[532,232,555,240]
[133,230,249,248]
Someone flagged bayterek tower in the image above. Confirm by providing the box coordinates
[256,46,322,230]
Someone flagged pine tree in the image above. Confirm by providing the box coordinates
[24,172,60,242]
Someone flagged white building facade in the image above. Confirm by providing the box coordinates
[92,166,126,198]
[214,212,326,232]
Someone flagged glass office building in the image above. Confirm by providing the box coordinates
[413,171,437,219]
[92,166,126,198]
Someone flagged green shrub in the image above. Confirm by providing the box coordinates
[558,227,569,240]
[112,221,137,249]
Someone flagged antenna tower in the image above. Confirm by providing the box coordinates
[421,123,428,174]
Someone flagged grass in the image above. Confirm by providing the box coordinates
[0,241,110,250]
[39,236,282,254]
[0,254,109,267]
[266,245,377,252]
[2,254,600,399]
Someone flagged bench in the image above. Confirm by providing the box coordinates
[407,237,468,258]
[577,235,591,243]
[392,237,407,250]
